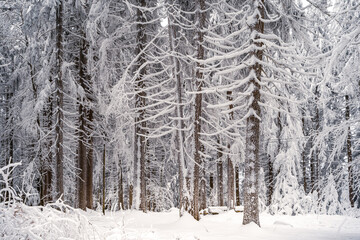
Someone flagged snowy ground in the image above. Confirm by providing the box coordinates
[2,204,360,240]
[87,208,360,240]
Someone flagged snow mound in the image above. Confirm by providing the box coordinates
[0,201,98,240]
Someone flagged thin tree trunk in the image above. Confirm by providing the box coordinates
[86,109,94,209]
[168,7,186,217]
[192,0,206,221]
[5,88,14,202]
[227,91,235,210]
[267,154,273,206]
[133,127,138,210]
[217,139,224,206]
[310,136,316,192]
[269,111,282,206]
[235,166,240,206]
[302,117,307,194]
[243,0,264,227]
[55,0,64,200]
[210,173,214,190]
[345,95,354,207]
[129,184,133,209]
[102,144,106,215]
[310,85,320,194]
[118,159,124,210]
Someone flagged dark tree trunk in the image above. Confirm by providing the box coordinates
[243,0,264,227]
[118,159,124,210]
[235,166,240,206]
[267,154,273,206]
[268,111,282,206]
[102,144,106,215]
[310,136,316,192]
[310,86,320,194]
[4,88,14,202]
[78,103,87,210]
[217,139,224,206]
[345,95,354,207]
[129,184,133,209]
[134,0,148,212]
[77,25,92,210]
[55,0,64,200]
[86,110,94,209]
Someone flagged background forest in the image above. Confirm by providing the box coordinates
[0,0,359,226]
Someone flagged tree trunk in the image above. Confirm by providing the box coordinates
[168,6,186,217]
[78,103,87,210]
[5,88,14,202]
[243,0,264,227]
[192,0,206,221]
[345,95,354,207]
[267,154,273,206]
[310,85,320,194]
[44,94,53,204]
[102,144,106,215]
[217,139,224,206]
[235,166,240,206]
[86,109,94,209]
[134,0,148,212]
[269,111,282,206]
[118,159,124,210]
[55,0,64,200]
[77,26,91,210]
[129,184,133,209]
[227,91,235,210]
[302,117,307,194]
[227,147,234,209]
[200,166,206,210]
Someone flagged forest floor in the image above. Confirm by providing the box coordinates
[2,203,360,239]
[87,208,360,240]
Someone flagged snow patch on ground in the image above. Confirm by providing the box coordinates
[86,209,360,240]
[2,204,360,240]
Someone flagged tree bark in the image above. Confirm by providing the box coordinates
[86,109,94,209]
[243,0,264,227]
[345,95,354,207]
[310,86,320,194]
[129,184,133,209]
[134,0,148,213]
[77,25,92,210]
[217,139,224,206]
[102,144,106,215]
[168,6,187,217]
[55,0,64,200]
[192,0,206,221]
[118,159,124,210]
[235,166,240,206]
[227,91,235,210]
[44,94,53,204]
[267,154,273,206]
[78,103,87,210]
[302,117,307,194]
